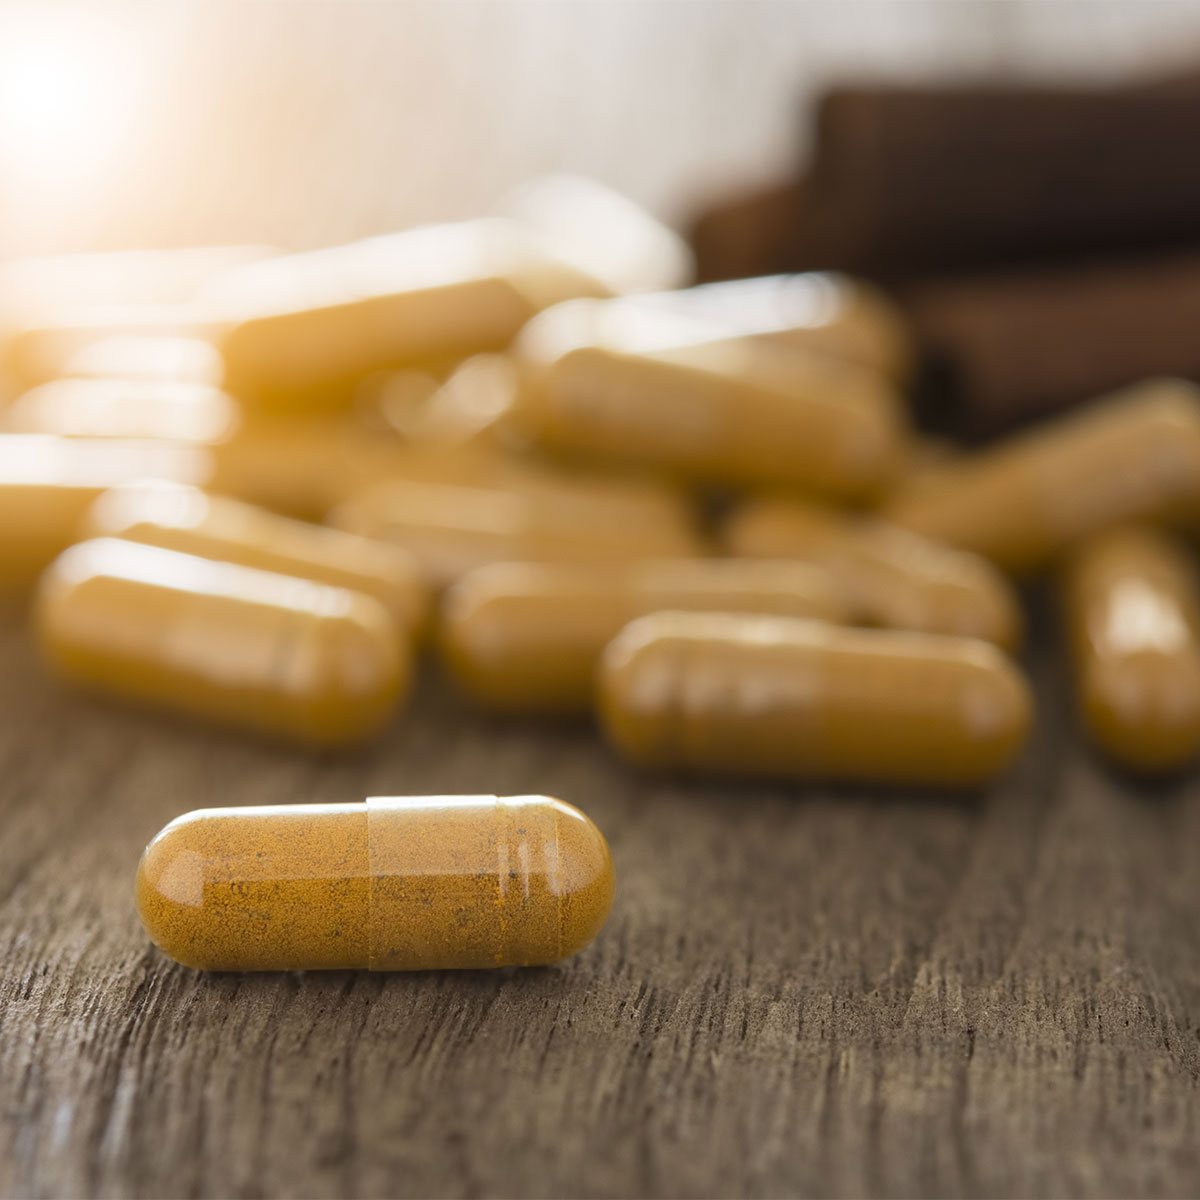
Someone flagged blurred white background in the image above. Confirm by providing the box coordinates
[3,0,1200,259]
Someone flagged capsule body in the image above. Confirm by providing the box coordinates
[135,795,614,970]
[506,298,905,500]
[885,379,1200,575]
[441,558,847,713]
[598,612,1032,787]
[330,478,703,589]
[217,220,608,412]
[723,497,1023,650]
[83,483,431,636]
[1063,524,1200,772]
[36,538,407,746]
[0,435,210,588]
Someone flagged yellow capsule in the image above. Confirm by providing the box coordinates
[135,794,615,971]
[633,273,912,381]
[885,379,1200,576]
[6,378,238,443]
[722,497,1022,650]
[1062,524,1200,773]
[598,611,1032,787]
[0,435,210,589]
[330,478,704,589]
[505,297,905,500]
[36,538,407,747]
[440,558,847,713]
[216,219,609,413]
[82,482,431,637]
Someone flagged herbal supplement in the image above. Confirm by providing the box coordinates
[83,482,430,636]
[635,272,912,380]
[0,435,209,588]
[1062,523,1200,773]
[36,538,407,747]
[598,611,1032,787]
[440,558,847,713]
[330,478,703,589]
[217,219,608,412]
[723,497,1022,650]
[505,297,904,501]
[136,795,614,971]
[6,378,238,443]
[885,379,1200,575]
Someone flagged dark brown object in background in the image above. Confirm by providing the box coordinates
[903,252,1200,436]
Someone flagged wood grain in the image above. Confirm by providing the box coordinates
[2,593,1199,1199]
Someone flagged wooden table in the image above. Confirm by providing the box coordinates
[3,591,1199,1198]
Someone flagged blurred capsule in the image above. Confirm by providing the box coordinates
[598,611,1032,787]
[885,379,1200,575]
[505,297,905,500]
[440,558,847,713]
[6,378,238,443]
[330,478,703,589]
[84,482,430,637]
[62,335,224,385]
[36,538,407,747]
[633,273,912,381]
[0,435,209,588]
[501,173,695,294]
[136,795,614,971]
[723,496,1022,650]
[216,219,609,413]
[1063,523,1200,773]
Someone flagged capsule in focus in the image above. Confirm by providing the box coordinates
[36,538,407,747]
[1062,523,1200,773]
[440,558,847,713]
[505,297,905,501]
[216,219,609,413]
[135,795,614,970]
[329,478,704,589]
[885,379,1200,575]
[83,482,431,637]
[598,611,1032,787]
[722,496,1023,650]
[0,435,209,588]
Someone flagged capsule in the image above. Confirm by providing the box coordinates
[136,795,614,971]
[330,478,704,589]
[722,497,1023,650]
[83,482,431,637]
[598,611,1032,787]
[0,435,209,588]
[216,219,609,413]
[440,558,847,713]
[505,297,905,501]
[885,379,1200,576]
[1062,523,1200,773]
[36,538,407,747]
[632,272,912,381]
[5,378,238,443]
[60,334,224,385]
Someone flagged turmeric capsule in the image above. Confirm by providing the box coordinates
[135,795,615,971]
[330,478,703,589]
[722,497,1022,650]
[598,611,1032,787]
[6,378,238,443]
[885,379,1200,576]
[0,435,209,588]
[36,538,407,747]
[634,272,912,381]
[505,298,905,501]
[217,219,609,413]
[83,482,430,637]
[1062,524,1200,773]
[440,558,847,713]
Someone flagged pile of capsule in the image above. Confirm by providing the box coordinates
[6,175,1200,973]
